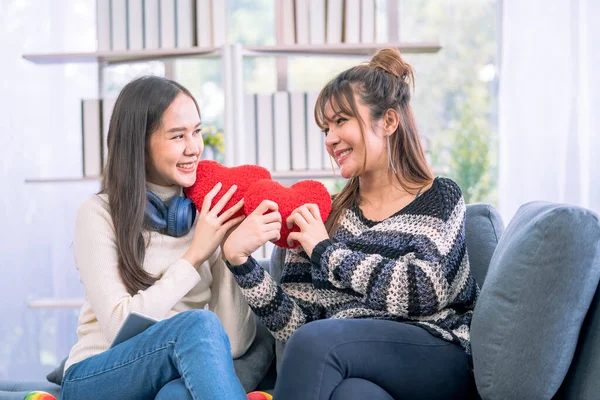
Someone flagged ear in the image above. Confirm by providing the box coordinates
[382,109,400,136]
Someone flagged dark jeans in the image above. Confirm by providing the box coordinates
[274,319,476,400]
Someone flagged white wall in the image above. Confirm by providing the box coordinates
[0,0,100,379]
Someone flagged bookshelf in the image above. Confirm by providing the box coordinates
[22,42,440,66]
[23,0,442,184]
[22,47,222,65]
[243,42,441,57]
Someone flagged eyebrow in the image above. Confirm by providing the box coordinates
[323,112,343,123]
[166,121,202,133]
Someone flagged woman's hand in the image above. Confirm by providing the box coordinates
[182,182,245,267]
[223,200,282,266]
[286,204,329,257]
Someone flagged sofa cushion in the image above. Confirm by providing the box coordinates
[233,320,276,392]
[557,284,600,398]
[465,203,505,287]
[45,357,66,386]
[471,202,600,400]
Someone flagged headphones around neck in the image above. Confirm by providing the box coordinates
[145,190,197,237]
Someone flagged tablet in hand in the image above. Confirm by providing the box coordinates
[110,311,158,348]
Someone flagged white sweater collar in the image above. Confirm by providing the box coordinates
[146,181,184,206]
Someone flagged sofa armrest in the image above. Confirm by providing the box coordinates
[557,282,600,399]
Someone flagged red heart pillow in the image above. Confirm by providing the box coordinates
[244,179,332,249]
[184,160,272,218]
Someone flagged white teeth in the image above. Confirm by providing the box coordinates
[339,149,352,158]
[177,162,194,169]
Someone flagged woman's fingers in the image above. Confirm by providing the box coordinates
[263,221,282,233]
[305,204,322,220]
[217,198,245,223]
[222,214,246,231]
[210,184,238,215]
[287,231,300,248]
[261,210,282,224]
[268,229,281,242]
[289,210,309,231]
[297,205,317,223]
[200,182,223,214]
[286,204,318,229]
[251,200,279,216]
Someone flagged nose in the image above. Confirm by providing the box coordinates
[325,127,340,149]
[184,135,201,156]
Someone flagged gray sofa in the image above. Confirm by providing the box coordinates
[1,201,599,399]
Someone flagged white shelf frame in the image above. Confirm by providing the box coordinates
[21,42,440,65]
[22,47,223,65]
[28,298,85,309]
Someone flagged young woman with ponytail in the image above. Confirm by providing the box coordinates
[223,48,479,399]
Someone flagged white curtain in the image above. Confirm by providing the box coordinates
[0,0,99,380]
[499,0,600,221]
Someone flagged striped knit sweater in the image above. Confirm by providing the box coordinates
[227,177,479,355]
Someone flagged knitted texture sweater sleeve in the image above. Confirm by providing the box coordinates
[227,248,324,342]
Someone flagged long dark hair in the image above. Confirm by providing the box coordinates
[315,48,433,235]
[101,76,199,294]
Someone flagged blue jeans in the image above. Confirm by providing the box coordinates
[274,319,476,400]
[61,310,247,400]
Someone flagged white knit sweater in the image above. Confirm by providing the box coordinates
[64,182,256,373]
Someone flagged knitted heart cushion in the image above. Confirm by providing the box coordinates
[244,179,332,249]
[184,160,272,218]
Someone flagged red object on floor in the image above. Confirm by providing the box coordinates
[244,179,332,249]
[184,160,272,218]
[247,391,273,400]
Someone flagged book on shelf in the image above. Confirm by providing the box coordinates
[246,91,331,173]
[384,0,399,42]
[326,0,343,44]
[176,0,194,48]
[243,93,258,165]
[111,0,128,51]
[289,92,308,170]
[196,0,213,48]
[144,0,161,49]
[81,99,102,178]
[127,0,144,50]
[306,92,325,170]
[375,0,388,43]
[308,0,325,45]
[96,0,111,51]
[273,92,292,172]
[360,0,375,43]
[160,0,176,48]
[278,0,295,45]
[294,0,310,45]
[101,97,117,168]
[344,0,361,44]
[255,94,274,171]
[211,0,227,47]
